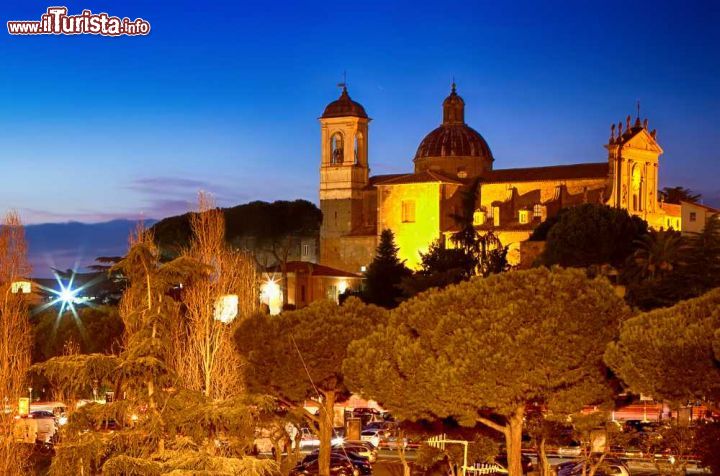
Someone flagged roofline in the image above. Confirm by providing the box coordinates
[482,162,609,183]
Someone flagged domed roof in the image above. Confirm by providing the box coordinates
[322,86,368,119]
[415,123,493,160]
[414,84,493,162]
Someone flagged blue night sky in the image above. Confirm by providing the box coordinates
[1,0,719,225]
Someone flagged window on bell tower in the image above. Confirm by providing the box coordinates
[354,133,362,165]
[331,132,344,164]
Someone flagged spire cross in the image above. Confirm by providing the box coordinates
[337,71,348,91]
[636,100,641,119]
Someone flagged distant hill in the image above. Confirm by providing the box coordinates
[26,219,156,278]
[24,200,322,278]
[151,200,322,262]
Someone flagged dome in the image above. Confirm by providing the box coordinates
[413,84,493,177]
[322,86,368,119]
[414,123,492,159]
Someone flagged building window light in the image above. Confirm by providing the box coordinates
[519,210,530,224]
[401,200,416,223]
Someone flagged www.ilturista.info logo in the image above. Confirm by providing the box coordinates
[7,7,150,36]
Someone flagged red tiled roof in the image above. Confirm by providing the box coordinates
[483,163,609,183]
[660,202,682,216]
[374,170,463,185]
[368,174,408,186]
[265,261,362,278]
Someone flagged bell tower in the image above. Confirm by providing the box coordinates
[319,86,370,268]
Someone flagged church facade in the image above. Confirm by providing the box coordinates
[318,84,678,273]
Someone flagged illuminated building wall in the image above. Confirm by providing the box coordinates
[377,182,443,270]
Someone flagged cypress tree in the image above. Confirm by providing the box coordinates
[362,229,411,308]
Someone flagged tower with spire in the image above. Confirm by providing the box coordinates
[318,85,372,271]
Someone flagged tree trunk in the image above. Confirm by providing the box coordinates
[396,430,411,476]
[538,437,550,476]
[318,390,336,476]
[505,406,525,476]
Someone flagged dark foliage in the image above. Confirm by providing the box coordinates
[32,305,124,362]
[450,179,509,277]
[151,200,322,258]
[399,240,474,298]
[623,215,720,310]
[659,186,702,204]
[362,229,411,308]
[540,204,648,268]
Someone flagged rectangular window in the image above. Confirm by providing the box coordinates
[519,210,530,224]
[473,210,485,225]
[302,243,310,256]
[689,212,697,222]
[401,200,416,223]
[533,204,543,218]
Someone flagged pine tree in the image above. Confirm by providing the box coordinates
[236,298,388,476]
[540,203,649,268]
[606,287,720,404]
[399,240,474,298]
[345,267,630,476]
[362,229,411,308]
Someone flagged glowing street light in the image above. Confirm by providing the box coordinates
[33,269,101,321]
[214,294,239,323]
[260,274,283,315]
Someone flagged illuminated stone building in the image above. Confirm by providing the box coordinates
[319,84,683,272]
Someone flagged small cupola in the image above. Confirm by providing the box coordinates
[442,82,465,124]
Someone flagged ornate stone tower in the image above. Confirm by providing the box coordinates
[605,113,663,223]
[319,86,370,268]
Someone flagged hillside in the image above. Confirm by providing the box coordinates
[151,199,322,258]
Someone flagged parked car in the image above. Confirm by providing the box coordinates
[363,421,392,431]
[333,441,378,463]
[556,440,582,457]
[555,461,580,476]
[360,429,387,448]
[14,410,58,444]
[30,401,67,425]
[556,459,629,476]
[352,408,382,427]
[291,453,371,476]
[296,427,344,450]
[306,449,368,465]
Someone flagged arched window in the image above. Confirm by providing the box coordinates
[631,165,642,211]
[331,132,344,164]
[353,133,362,164]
